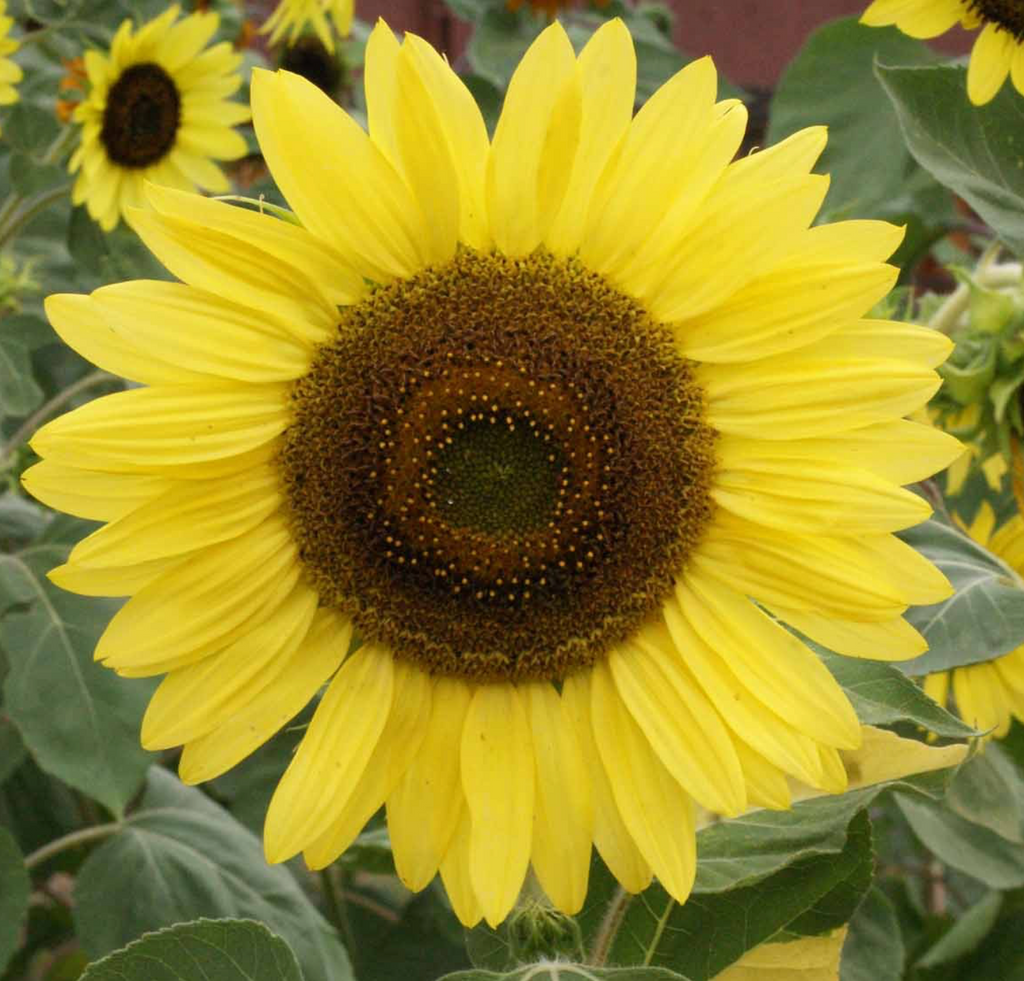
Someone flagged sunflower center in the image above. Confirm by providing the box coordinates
[100,62,181,168]
[969,0,1024,37]
[280,249,717,682]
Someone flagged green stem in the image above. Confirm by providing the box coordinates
[0,183,72,248]
[586,885,631,967]
[319,867,357,964]
[928,260,1023,336]
[0,370,116,471]
[24,822,120,871]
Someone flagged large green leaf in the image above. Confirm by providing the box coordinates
[72,767,353,981]
[945,745,1024,844]
[897,792,1024,889]
[820,651,977,738]
[600,812,873,980]
[877,61,1024,256]
[895,519,1024,675]
[915,891,1003,969]
[0,826,30,974]
[768,18,940,220]
[78,919,303,981]
[440,969,689,981]
[0,333,43,420]
[0,543,153,815]
[839,887,903,981]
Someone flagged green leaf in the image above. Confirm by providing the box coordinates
[839,887,903,981]
[602,811,873,980]
[0,543,154,815]
[767,18,940,220]
[897,792,1024,889]
[819,652,977,738]
[0,333,43,419]
[8,152,67,198]
[0,826,30,974]
[440,969,689,981]
[945,745,1024,844]
[466,5,542,89]
[916,890,1003,969]
[72,767,353,981]
[877,61,1024,256]
[0,713,26,785]
[78,918,303,981]
[1,104,60,155]
[895,519,1024,675]
[0,494,48,552]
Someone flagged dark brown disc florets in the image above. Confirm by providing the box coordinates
[100,62,181,168]
[970,1,1024,38]
[279,249,717,682]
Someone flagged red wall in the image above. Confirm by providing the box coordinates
[354,0,972,87]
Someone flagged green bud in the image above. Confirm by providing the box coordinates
[507,900,584,964]
[953,266,1020,335]
[940,337,997,405]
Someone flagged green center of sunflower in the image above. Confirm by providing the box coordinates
[970,0,1024,37]
[280,249,716,682]
[100,62,181,169]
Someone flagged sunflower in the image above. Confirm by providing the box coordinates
[26,20,961,928]
[0,0,21,135]
[68,5,250,231]
[923,501,1024,737]
[260,0,353,54]
[861,0,1024,105]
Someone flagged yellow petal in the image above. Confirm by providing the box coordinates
[94,516,298,671]
[364,20,401,162]
[304,660,433,868]
[264,643,394,862]
[141,583,318,748]
[486,22,581,256]
[524,682,593,914]
[767,605,927,661]
[250,68,429,280]
[562,671,652,894]
[546,19,636,255]
[590,661,696,902]
[49,552,193,599]
[178,609,352,783]
[439,803,484,928]
[733,738,792,811]
[462,683,535,927]
[853,533,953,606]
[712,929,847,981]
[31,385,287,475]
[21,461,171,522]
[676,574,861,749]
[610,637,747,814]
[792,319,953,368]
[968,23,1014,105]
[388,677,472,891]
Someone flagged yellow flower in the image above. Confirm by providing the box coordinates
[260,0,353,54]
[861,0,1024,105]
[0,0,22,136]
[923,501,1024,737]
[26,20,961,928]
[68,5,250,231]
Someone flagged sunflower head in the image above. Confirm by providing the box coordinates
[29,18,961,929]
[68,5,250,231]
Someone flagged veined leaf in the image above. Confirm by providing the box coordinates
[838,887,903,981]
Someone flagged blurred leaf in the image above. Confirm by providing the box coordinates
[0,494,48,551]
[338,825,394,874]
[0,714,25,785]
[946,745,1024,844]
[599,812,872,980]
[443,0,498,21]
[897,792,1024,889]
[0,542,153,815]
[839,887,903,981]
[768,18,939,220]
[0,334,43,419]
[440,969,689,981]
[877,62,1024,256]
[916,890,1003,969]
[78,918,303,981]
[72,767,353,981]
[8,152,67,198]
[461,73,503,134]
[1,105,60,155]
[820,651,977,738]
[66,206,169,282]
[0,826,30,973]
[466,4,542,89]
[895,519,1024,675]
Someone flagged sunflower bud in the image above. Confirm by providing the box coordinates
[507,900,583,963]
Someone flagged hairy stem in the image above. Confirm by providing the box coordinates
[24,822,121,871]
[587,885,632,967]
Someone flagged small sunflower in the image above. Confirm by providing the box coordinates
[0,0,22,135]
[27,21,961,927]
[861,0,1024,104]
[260,0,353,54]
[69,5,250,231]
[923,501,1024,737]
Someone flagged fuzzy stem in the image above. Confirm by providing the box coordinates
[24,823,120,871]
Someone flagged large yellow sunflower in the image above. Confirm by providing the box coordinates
[68,5,250,231]
[0,0,21,135]
[923,501,1024,737]
[861,0,1024,104]
[260,0,353,54]
[25,20,962,928]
